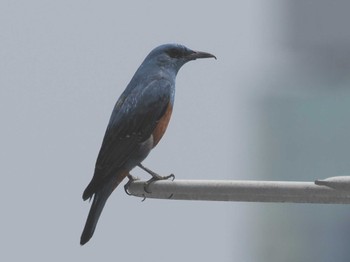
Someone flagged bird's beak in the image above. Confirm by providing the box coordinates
[187,51,217,60]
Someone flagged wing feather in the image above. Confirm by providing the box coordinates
[83,79,173,198]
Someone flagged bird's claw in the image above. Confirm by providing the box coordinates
[124,175,140,195]
[143,173,175,193]
[167,174,175,181]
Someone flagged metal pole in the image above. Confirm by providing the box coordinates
[126,176,350,204]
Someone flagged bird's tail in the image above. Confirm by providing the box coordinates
[80,170,129,245]
[80,188,111,245]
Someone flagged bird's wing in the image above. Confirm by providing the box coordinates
[90,79,172,188]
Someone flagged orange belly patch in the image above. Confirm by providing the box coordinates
[152,103,173,147]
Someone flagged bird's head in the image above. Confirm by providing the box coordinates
[144,44,216,73]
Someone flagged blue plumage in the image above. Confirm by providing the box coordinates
[80,44,215,245]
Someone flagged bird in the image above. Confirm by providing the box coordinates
[80,43,216,245]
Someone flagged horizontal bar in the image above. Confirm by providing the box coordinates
[126,177,350,204]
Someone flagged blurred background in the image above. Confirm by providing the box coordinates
[1,1,350,261]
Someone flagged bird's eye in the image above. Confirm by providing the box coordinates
[166,48,183,59]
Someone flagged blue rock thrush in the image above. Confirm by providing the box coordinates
[80,44,216,245]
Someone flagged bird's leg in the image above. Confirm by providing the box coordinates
[138,163,175,180]
[124,174,140,195]
[137,163,175,193]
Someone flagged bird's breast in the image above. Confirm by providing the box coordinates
[152,102,173,147]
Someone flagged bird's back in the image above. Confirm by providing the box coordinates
[83,74,175,200]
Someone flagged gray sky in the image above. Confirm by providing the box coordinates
[2,1,350,261]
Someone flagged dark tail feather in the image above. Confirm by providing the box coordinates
[81,170,128,245]
[80,190,111,245]
[82,181,95,201]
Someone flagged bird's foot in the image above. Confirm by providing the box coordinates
[144,173,175,194]
[137,163,175,193]
[138,163,175,180]
[124,174,140,196]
